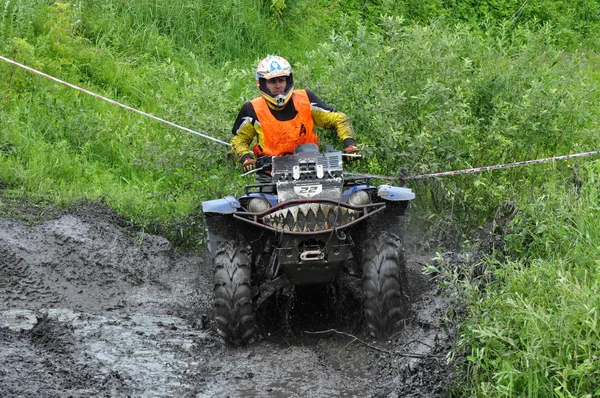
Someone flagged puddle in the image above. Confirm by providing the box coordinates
[198,342,374,398]
[0,308,209,397]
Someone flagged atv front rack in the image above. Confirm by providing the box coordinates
[233,198,386,234]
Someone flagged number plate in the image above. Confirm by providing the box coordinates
[294,184,323,198]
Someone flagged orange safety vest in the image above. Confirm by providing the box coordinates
[251,89,319,157]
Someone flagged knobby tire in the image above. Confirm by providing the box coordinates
[362,231,409,340]
[213,241,255,346]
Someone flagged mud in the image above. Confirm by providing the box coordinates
[0,203,458,397]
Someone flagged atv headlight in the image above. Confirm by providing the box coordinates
[348,190,370,206]
[248,197,271,213]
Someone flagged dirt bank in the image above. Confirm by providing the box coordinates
[0,203,458,397]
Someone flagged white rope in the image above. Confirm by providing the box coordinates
[0,55,231,146]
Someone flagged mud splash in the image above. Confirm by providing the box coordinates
[0,203,457,397]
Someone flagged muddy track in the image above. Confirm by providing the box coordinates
[0,204,457,397]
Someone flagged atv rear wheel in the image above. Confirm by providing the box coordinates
[213,241,255,346]
[362,231,409,340]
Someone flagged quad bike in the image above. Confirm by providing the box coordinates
[202,144,415,345]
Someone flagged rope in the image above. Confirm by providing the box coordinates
[0,55,231,146]
[346,150,600,182]
[406,151,599,180]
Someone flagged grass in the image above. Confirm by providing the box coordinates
[460,258,600,396]
[447,161,600,396]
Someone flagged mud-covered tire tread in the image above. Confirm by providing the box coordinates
[213,241,255,346]
[362,231,409,340]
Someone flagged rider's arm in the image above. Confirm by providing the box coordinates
[306,90,356,146]
[231,102,259,162]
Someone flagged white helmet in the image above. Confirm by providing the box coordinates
[256,55,294,107]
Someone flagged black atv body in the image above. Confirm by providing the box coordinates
[202,144,415,345]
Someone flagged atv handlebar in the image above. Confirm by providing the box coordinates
[241,156,272,176]
[242,152,361,176]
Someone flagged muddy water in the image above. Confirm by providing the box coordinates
[0,205,455,397]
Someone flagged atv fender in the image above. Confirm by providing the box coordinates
[202,197,242,255]
[377,185,415,201]
[204,213,237,256]
[375,185,414,237]
[201,196,240,214]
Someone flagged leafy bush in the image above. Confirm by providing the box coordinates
[506,160,600,262]
[300,17,600,242]
[372,0,600,50]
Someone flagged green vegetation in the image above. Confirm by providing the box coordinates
[1,0,599,395]
[448,162,600,396]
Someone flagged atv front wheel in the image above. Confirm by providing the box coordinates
[362,231,409,340]
[213,241,255,345]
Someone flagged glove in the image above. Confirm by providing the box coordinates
[242,157,257,173]
[344,145,361,161]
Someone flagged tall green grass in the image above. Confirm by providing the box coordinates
[80,0,273,63]
[454,161,600,396]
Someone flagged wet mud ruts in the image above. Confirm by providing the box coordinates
[0,203,457,397]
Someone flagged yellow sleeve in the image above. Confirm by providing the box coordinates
[231,120,257,161]
[311,107,355,142]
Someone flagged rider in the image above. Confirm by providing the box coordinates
[231,55,359,176]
